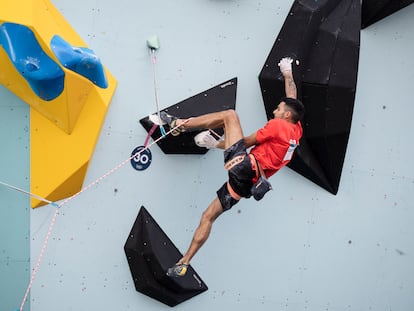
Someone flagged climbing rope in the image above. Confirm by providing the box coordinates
[15,118,191,311]
[0,181,59,207]
[130,123,158,171]
[147,35,166,137]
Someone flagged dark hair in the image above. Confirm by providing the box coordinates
[280,97,305,123]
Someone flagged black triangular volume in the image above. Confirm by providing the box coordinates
[140,78,237,154]
[124,206,208,307]
[362,0,414,29]
[288,139,335,194]
[259,0,360,195]
[259,0,340,119]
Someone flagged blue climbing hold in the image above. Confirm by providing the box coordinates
[0,22,65,101]
[51,35,108,88]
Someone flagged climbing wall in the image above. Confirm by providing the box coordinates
[0,87,30,311]
[1,0,413,311]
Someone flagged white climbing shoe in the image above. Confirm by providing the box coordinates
[194,130,219,149]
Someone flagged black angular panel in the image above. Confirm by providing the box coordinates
[140,78,237,154]
[362,0,414,29]
[259,0,341,120]
[259,0,360,194]
[124,206,208,307]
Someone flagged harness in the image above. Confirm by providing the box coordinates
[224,153,264,182]
[224,154,245,171]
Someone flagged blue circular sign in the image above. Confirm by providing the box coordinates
[130,146,152,171]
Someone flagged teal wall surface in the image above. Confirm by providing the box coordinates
[0,86,30,311]
[1,1,413,311]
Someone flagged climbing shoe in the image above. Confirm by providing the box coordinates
[194,130,219,149]
[159,111,185,136]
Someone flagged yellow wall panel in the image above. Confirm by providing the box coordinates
[0,0,117,207]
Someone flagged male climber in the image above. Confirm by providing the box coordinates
[160,57,304,277]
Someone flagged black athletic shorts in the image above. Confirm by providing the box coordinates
[216,139,255,212]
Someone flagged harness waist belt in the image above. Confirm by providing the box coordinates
[224,155,245,171]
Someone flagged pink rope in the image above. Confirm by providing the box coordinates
[18,118,190,311]
[209,128,223,140]
[144,123,158,147]
[19,207,59,311]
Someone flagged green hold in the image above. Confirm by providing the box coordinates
[147,35,160,50]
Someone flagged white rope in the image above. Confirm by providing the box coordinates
[0,181,58,207]
[150,48,166,136]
